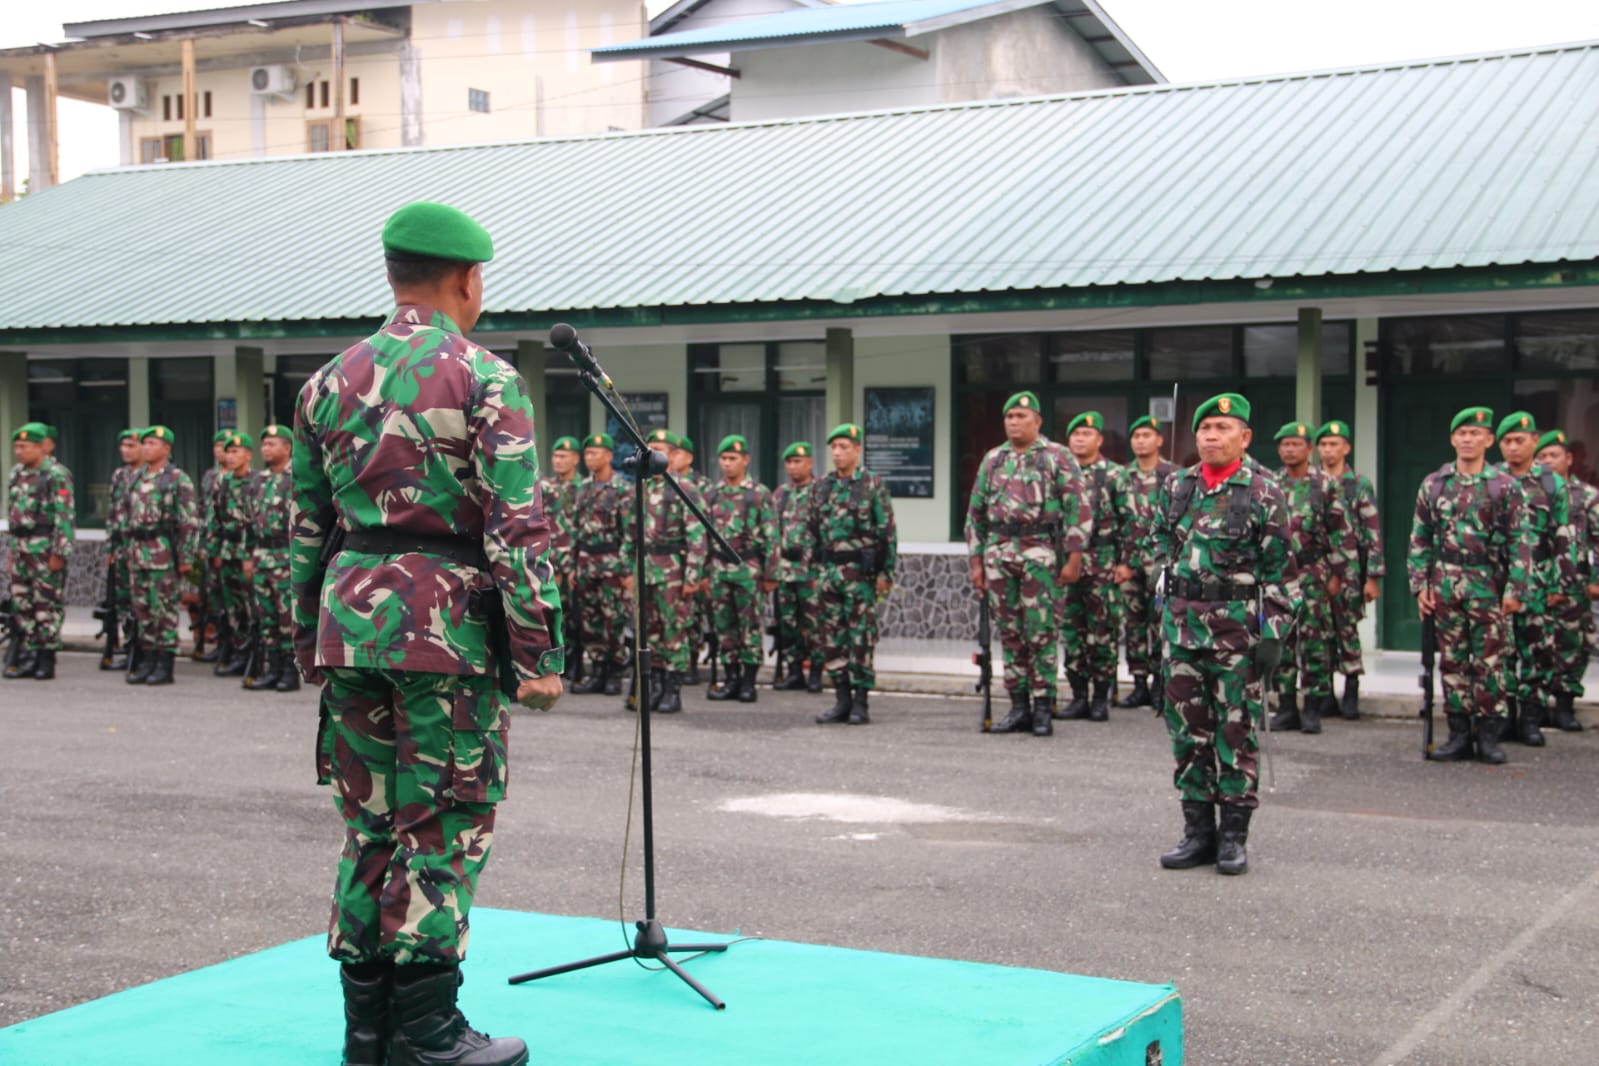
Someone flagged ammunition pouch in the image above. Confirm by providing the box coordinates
[1166,572,1257,602]
[10,522,54,537]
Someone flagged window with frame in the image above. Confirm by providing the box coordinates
[307,118,360,152]
[468,88,490,113]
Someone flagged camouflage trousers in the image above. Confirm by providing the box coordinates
[983,549,1060,700]
[129,565,182,653]
[646,581,696,673]
[215,559,253,643]
[1061,550,1121,681]
[1163,644,1261,809]
[252,561,293,653]
[1328,583,1367,676]
[197,554,223,641]
[8,550,66,650]
[110,545,137,647]
[1506,604,1559,706]
[712,578,763,668]
[1435,597,1511,720]
[1551,595,1594,697]
[578,569,632,667]
[775,579,821,667]
[1118,561,1161,680]
[321,668,507,965]
[1275,569,1335,700]
[820,562,880,691]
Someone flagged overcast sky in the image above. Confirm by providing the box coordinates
[5,0,1597,184]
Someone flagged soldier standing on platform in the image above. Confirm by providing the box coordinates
[1494,411,1580,745]
[209,431,261,677]
[705,435,777,703]
[1267,421,1354,735]
[1536,429,1599,731]
[541,436,582,678]
[125,426,199,686]
[193,429,232,662]
[1112,416,1178,709]
[102,427,145,670]
[243,425,298,693]
[5,423,74,680]
[965,392,1088,735]
[773,441,824,694]
[1059,411,1123,722]
[570,432,633,696]
[1314,420,1384,719]
[811,423,897,726]
[1152,394,1290,877]
[639,431,708,712]
[1408,406,1535,764]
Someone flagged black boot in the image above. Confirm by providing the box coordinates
[570,660,607,695]
[145,650,176,686]
[990,692,1031,733]
[1056,672,1090,719]
[1518,699,1546,747]
[603,662,623,696]
[245,650,284,691]
[656,672,683,714]
[4,648,37,680]
[1430,713,1474,761]
[847,687,870,725]
[706,662,741,701]
[816,679,852,724]
[685,656,702,686]
[31,649,56,680]
[1339,675,1361,720]
[1088,678,1111,722]
[1159,802,1218,869]
[1552,693,1583,732]
[340,960,393,1066]
[1269,693,1301,731]
[1031,696,1054,737]
[772,660,806,691]
[101,645,125,671]
[1476,715,1508,765]
[388,965,527,1066]
[1300,693,1323,735]
[126,647,155,684]
[276,654,302,692]
[208,635,234,675]
[737,665,758,703]
[1116,675,1151,708]
[217,638,252,678]
[1215,805,1252,875]
[646,669,667,712]
[806,661,823,693]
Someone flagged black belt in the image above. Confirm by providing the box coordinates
[130,526,174,540]
[578,541,620,555]
[1090,532,1116,548]
[781,547,806,563]
[1168,574,1257,602]
[258,536,291,549]
[825,550,866,565]
[344,528,489,569]
[717,547,764,564]
[216,530,244,542]
[10,523,53,537]
[1439,548,1492,567]
[993,520,1059,538]
[648,541,687,555]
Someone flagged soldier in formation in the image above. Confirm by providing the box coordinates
[1059,411,1122,722]
[101,427,145,670]
[5,423,74,680]
[638,430,707,712]
[669,434,713,684]
[208,430,261,677]
[1535,428,1599,731]
[1313,420,1383,719]
[1112,415,1178,709]
[1407,406,1534,764]
[773,441,824,693]
[964,391,1088,735]
[193,429,232,661]
[124,425,199,686]
[1152,394,1290,877]
[569,432,633,696]
[540,436,582,679]
[242,425,299,692]
[705,435,777,703]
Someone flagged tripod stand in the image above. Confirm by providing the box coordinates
[508,324,740,1010]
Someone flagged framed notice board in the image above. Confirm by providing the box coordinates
[864,387,934,498]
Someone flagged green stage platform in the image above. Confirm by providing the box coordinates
[0,909,1182,1065]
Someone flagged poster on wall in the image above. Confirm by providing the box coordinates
[864,387,934,498]
[604,392,669,475]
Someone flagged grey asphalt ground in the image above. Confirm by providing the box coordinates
[5,652,1598,1066]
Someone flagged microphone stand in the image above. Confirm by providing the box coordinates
[508,326,742,1010]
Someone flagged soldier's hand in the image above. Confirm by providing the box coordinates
[1363,578,1380,604]
[1502,596,1523,615]
[1326,575,1343,598]
[518,673,564,711]
[1416,589,1436,617]
[1112,564,1134,584]
[969,559,986,592]
[1587,583,1599,601]
[242,560,256,577]
[46,554,65,573]
[212,557,222,571]
[179,563,194,577]
[875,575,892,599]
[1549,593,1568,607]
[620,575,634,594]
[760,580,777,593]
[1059,554,1083,585]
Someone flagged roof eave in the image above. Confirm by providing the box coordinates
[594,24,913,63]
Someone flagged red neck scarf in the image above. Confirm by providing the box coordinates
[1200,459,1242,491]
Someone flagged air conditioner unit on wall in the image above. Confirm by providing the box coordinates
[250,64,296,96]
[107,76,150,111]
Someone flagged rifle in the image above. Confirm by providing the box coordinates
[1420,614,1437,760]
[95,562,119,667]
[241,621,266,688]
[1256,585,1276,792]
[563,576,585,683]
[193,563,212,659]
[768,586,786,682]
[311,520,346,786]
[1,597,17,673]
[974,589,993,732]
[703,606,719,691]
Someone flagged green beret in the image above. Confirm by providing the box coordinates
[1536,429,1569,453]
[1003,391,1041,415]
[782,441,813,461]
[1273,421,1312,442]
[382,201,494,263]
[12,423,46,444]
[223,430,255,450]
[1128,416,1162,435]
[142,425,175,444]
[583,432,615,452]
[676,435,696,454]
[551,436,581,453]
[39,423,58,440]
[1316,420,1351,443]
[828,423,863,445]
[1450,407,1493,433]
[1066,411,1105,436]
[646,428,678,449]
[118,428,143,442]
[260,424,292,441]
[1192,393,1250,432]
[213,429,233,443]
[718,434,749,456]
[1496,410,1537,439]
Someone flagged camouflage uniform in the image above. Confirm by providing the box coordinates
[195,462,227,652]
[106,461,142,651]
[1061,455,1124,708]
[292,303,562,967]
[1552,477,1599,699]
[772,476,822,683]
[641,475,708,675]
[706,476,778,675]
[1112,458,1179,690]
[125,461,200,655]
[1497,463,1580,722]
[250,466,295,659]
[539,473,580,580]
[7,457,75,654]
[208,467,261,657]
[1328,468,1384,677]
[573,473,634,673]
[964,438,1090,706]
[1272,467,1355,712]
[810,465,897,692]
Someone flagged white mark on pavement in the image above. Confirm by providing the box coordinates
[719,792,998,825]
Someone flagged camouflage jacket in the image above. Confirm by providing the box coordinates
[964,437,1090,566]
[1497,463,1580,605]
[7,460,75,559]
[643,476,708,587]
[572,474,633,580]
[196,466,223,556]
[124,462,199,571]
[250,467,294,571]
[207,469,261,563]
[1152,462,1293,650]
[773,479,821,581]
[1110,458,1179,570]
[539,473,581,577]
[1568,478,1599,584]
[1079,457,1123,559]
[809,467,898,580]
[1274,467,1356,583]
[1406,463,1534,604]
[107,464,142,542]
[707,476,778,585]
[292,303,564,681]
[1333,468,1385,580]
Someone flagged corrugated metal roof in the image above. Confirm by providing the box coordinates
[1,40,1597,332]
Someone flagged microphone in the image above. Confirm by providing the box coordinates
[548,323,611,388]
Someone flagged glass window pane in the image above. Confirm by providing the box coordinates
[698,400,763,482]
[693,343,766,393]
[1049,331,1134,383]
[154,356,213,402]
[1148,326,1232,380]
[776,341,826,392]
[1241,321,1352,377]
[1514,377,1599,488]
[1388,315,1507,376]
[954,334,1042,387]
[1516,311,1599,374]
[957,391,1007,507]
[778,394,825,462]
[1051,395,1129,463]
